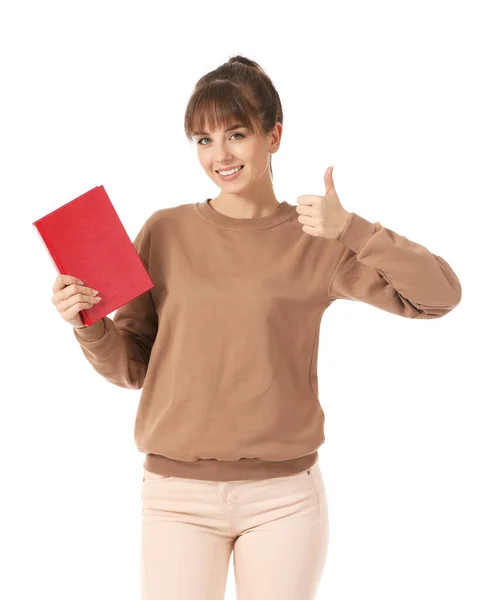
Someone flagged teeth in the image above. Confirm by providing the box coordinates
[219,166,242,176]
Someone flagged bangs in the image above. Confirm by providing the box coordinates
[185,82,262,141]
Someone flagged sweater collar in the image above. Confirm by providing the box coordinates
[195,198,297,230]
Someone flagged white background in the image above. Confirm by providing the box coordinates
[2,0,496,599]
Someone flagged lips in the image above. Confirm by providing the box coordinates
[216,165,244,173]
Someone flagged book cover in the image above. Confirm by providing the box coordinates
[33,185,155,326]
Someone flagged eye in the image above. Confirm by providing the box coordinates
[197,132,245,145]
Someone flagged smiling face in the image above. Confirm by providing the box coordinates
[193,116,283,198]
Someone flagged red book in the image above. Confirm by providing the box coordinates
[33,185,154,326]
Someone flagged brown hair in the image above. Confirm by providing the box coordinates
[184,55,283,180]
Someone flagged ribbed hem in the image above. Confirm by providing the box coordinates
[194,199,297,230]
[144,451,319,482]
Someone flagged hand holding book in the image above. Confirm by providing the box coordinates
[51,273,102,329]
[33,185,154,327]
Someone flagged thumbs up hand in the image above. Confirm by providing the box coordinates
[296,166,352,239]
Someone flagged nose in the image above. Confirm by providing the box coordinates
[216,153,237,165]
[211,141,236,163]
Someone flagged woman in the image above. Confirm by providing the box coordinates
[53,55,462,600]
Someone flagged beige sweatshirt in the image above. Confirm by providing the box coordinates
[73,199,462,481]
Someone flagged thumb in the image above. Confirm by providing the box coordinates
[324,165,336,196]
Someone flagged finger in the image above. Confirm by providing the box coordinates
[61,298,98,322]
[324,166,336,196]
[302,225,320,236]
[298,214,317,227]
[57,293,101,315]
[52,285,100,307]
[295,204,314,216]
[52,274,84,294]
[297,195,320,206]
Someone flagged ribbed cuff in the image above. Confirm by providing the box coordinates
[337,212,377,254]
[73,318,106,342]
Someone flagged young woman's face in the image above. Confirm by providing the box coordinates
[194,119,282,190]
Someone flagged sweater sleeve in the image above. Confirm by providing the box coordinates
[72,216,159,389]
[327,212,462,319]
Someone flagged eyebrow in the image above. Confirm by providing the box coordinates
[193,123,245,136]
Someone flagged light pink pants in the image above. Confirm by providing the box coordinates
[140,458,329,599]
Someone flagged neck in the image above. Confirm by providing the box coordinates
[210,175,280,219]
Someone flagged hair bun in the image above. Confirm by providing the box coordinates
[228,55,258,69]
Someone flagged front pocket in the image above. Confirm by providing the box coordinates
[308,464,326,520]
